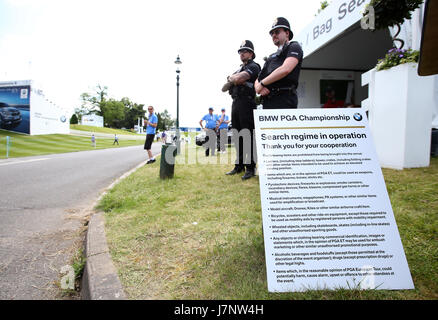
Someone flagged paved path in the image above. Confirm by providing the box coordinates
[0,143,161,299]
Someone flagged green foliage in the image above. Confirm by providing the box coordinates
[101,147,438,299]
[156,109,175,131]
[79,85,147,129]
[121,97,145,129]
[366,0,423,30]
[78,85,176,131]
[101,99,125,128]
[79,84,108,116]
[70,114,79,124]
[316,1,330,16]
[72,248,86,281]
[376,48,419,71]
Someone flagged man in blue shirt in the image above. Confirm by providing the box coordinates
[216,108,230,153]
[144,105,158,164]
[199,107,219,156]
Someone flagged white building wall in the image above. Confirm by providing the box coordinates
[355,72,369,105]
[297,70,321,108]
[298,70,368,108]
[362,64,436,169]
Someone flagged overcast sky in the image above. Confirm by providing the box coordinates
[0,0,322,127]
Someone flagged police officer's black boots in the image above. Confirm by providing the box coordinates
[241,168,256,180]
[226,166,244,175]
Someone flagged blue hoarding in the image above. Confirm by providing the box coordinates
[0,85,30,134]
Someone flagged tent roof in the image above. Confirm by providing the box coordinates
[301,22,394,72]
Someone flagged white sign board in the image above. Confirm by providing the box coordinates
[30,88,69,135]
[254,108,414,292]
[82,114,104,127]
[294,0,371,58]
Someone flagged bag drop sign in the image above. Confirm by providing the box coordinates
[254,108,414,292]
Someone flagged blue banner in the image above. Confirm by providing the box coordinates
[0,85,31,134]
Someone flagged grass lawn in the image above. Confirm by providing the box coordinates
[70,124,141,135]
[0,129,144,159]
[99,142,438,300]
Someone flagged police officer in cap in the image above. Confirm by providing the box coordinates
[222,40,261,180]
[255,17,303,109]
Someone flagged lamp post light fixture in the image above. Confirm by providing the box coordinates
[174,55,182,154]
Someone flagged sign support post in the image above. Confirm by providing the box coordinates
[6,136,10,158]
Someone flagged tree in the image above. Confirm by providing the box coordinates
[95,84,108,106]
[70,114,79,124]
[364,0,423,49]
[78,85,148,129]
[157,109,175,131]
[80,84,108,116]
[100,99,125,128]
[120,97,146,129]
[72,103,94,123]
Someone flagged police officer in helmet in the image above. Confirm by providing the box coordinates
[255,17,303,109]
[222,40,261,180]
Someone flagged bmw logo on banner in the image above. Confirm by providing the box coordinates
[60,115,67,123]
[353,113,363,121]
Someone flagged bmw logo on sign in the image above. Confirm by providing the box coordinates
[60,115,67,123]
[353,113,363,121]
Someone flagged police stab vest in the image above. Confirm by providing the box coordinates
[259,41,298,89]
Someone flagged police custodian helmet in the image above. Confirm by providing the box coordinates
[238,40,256,59]
[269,17,293,40]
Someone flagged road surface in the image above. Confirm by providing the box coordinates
[0,143,161,299]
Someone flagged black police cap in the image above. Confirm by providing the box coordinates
[269,17,293,40]
[237,40,256,59]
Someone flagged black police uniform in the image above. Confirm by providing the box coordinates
[229,59,261,173]
[258,41,303,109]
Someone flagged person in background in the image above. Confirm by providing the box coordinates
[199,107,219,157]
[113,134,119,145]
[91,134,96,148]
[322,86,345,108]
[144,105,158,164]
[216,108,230,153]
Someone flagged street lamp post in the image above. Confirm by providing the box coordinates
[175,55,182,154]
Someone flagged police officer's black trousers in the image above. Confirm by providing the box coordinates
[231,97,256,171]
[262,92,298,109]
